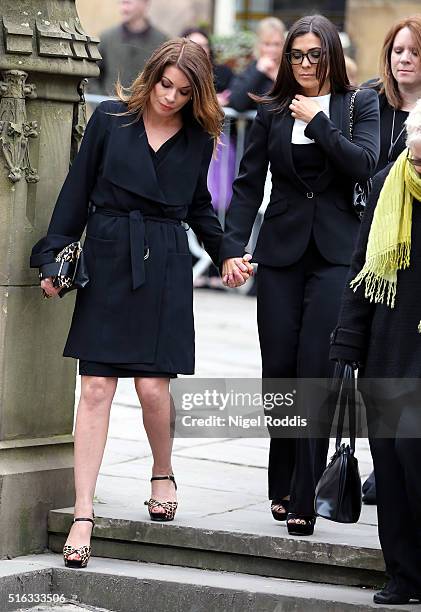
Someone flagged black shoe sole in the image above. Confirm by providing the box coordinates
[271,512,288,522]
[149,514,175,522]
[64,560,88,568]
[287,527,315,536]
[373,592,421,605]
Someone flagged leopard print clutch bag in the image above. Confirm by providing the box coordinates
[40,241,89,298]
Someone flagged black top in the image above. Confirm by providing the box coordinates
[148,127,184,170]
[291,144,326,190]
[376,102,408,173]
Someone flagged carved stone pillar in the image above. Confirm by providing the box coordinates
[0,1,99,558]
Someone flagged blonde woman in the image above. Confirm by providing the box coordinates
[331,101,421,605]
[229,17,286,112]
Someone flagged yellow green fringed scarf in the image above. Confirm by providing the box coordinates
[350,148,421,332]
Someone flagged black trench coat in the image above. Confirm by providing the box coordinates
[30,100,223,374]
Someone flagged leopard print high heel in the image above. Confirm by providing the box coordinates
[63,511,95,568]
[144,475,178,522]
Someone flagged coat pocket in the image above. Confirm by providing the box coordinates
[264,198,288,219]
[84,235,117,291]
[164,252,194,346]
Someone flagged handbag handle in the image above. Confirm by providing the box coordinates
[349,89,360,142]
[333,361,357,454]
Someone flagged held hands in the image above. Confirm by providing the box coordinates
[41,277,61,298]
[289,95,322,124]
[222,254,254,288]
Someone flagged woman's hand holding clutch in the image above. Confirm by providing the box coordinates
[41,277,61,299]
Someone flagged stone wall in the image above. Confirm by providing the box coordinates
[76,0,212,39]
[0,0,99,558]
[346,0,421,83]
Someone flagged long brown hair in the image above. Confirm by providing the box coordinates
[115,38,224,143]
[254,14,351,113]
[379,15,421,109]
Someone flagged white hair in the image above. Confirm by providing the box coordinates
[405,98,421,148]
[254,17,286,58]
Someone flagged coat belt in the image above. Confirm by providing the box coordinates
[91,205,180,290]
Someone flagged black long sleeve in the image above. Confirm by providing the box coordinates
[329,166,391,363]
[228,62,273,112]
[186,138,224,267]
[30,102,110,268]
[219,105,269,261]
[304,88,380,182]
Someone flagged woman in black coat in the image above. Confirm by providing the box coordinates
[221,15,380,535]
[330,102,421,605]
[30,39,231,568]
[361,15,421,503]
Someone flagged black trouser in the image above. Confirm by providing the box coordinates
[257,238,349,515]
[366,391,421,594]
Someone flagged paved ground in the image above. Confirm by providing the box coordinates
[73,289,377,544]
[9,289,380,612]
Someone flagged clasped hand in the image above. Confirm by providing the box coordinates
[289,95,322,123]
[222,255,254,288]
[41,277,61,298]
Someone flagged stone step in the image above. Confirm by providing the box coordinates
[47,506,386,589]
[0,553,417,612]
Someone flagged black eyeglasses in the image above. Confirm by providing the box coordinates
[285,48,323,65]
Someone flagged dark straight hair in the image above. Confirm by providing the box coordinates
[253,14,352,112]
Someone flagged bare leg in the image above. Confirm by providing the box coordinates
[135,377,176,515]
[65,375,118,560]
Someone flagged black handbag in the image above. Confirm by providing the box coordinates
[314,361,362,523]
[39,241,89,298]
[349,89,372,220]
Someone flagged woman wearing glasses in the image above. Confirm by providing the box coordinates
[330,102,421,606]
[220,14,379,535]
[360,15,421,504]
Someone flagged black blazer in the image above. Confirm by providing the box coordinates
[220,88,380,267]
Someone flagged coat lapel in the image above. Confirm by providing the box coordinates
[278,112,312,193]
[102,114,168,204]
[313,92,348,191]
[330,92,346,138]
[102,113,206,206]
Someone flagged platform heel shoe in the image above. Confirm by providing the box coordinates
[62,512,95,568]
[144,475,178,522]
[286,513,316,536]
[270,498,290,522]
